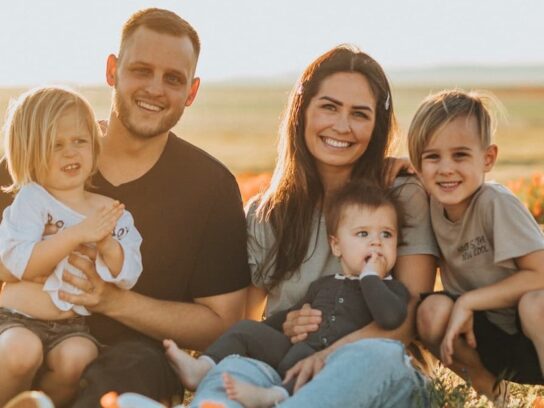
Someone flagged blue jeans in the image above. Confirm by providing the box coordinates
[190,339,429,408]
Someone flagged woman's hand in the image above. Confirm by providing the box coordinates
[384,157,415,187]
[283,303,322,343]
[283,349,328,392]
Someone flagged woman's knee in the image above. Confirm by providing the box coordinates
[47,337,98,383]
[519,289,544,334]
[0,328,43,377]
[416,295,453,344]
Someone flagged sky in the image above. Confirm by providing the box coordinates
[1,0,543,86]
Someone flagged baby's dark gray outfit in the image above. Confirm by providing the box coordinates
[205,274,410,394]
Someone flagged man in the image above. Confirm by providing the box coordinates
[0,8,250,406]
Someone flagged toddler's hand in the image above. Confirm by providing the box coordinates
[74,201,125,244]
[362,251,388,278]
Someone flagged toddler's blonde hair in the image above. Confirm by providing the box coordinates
[1,86,102,193]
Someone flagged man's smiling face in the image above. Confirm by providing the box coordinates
[109,26,199,140]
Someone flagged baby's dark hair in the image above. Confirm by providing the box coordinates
[326,182,404,242]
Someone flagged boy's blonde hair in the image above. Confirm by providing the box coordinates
[408,89,497,172]
[1,86,102,193]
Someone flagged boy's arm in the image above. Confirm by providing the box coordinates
[441,249,544,364]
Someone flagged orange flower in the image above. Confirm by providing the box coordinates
[507,172,544,224]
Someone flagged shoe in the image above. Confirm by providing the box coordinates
[4,391,55,408]
[491,380,510,408]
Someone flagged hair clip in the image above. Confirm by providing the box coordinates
[296,82,304,95]
[384,93,390,111]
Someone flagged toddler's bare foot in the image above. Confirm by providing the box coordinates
[163,339,212,391]
[222,373,287,408]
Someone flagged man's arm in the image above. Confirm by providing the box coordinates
[61,252,247,350]
[246,284,267,321]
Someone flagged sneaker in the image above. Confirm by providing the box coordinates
[4,391,55,408]
[491,380,510,408]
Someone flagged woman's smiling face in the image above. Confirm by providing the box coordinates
[304,71,377,180]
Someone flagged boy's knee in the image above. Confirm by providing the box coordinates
[0,329,43,376]
[416,295,453,344]
[519,290,544,329]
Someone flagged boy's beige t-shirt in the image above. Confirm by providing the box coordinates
[248,177,439,317]
[431,182,544,334]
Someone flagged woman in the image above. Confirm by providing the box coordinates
[191,44,438,408]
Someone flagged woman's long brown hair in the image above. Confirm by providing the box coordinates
[253,44,397,290]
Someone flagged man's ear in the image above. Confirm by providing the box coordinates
[106,54,118,87]
[185,77,200,107]
[484,144,498,172]
[329,235,341,258]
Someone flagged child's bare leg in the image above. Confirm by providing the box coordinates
[223,372,287,408]
[0,327,44,406]
[417,295,497,399]
[163,339,213,391]
[519,290,544,374]
[39,336,98,406]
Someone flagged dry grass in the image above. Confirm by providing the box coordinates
[1,84,544,181]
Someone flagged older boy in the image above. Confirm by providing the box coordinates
[409,89,544,403]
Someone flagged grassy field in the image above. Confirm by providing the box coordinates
[1,83,543,183]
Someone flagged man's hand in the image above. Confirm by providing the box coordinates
[384,156,415,187]
[440,298,477,365]
[283,349,328,392]
[59,246,119,314]
[283,303,322,343]
[72,201,124,244]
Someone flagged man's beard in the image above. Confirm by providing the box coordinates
[112,88,183,140]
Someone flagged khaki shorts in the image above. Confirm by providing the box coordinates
[0,307,100,353]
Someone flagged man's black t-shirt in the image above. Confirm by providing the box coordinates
[0,133,251,345]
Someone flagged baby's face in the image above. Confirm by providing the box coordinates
[330,204,398,277]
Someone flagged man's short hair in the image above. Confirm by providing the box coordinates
[408,89,497,172]
[119,8,201,59]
